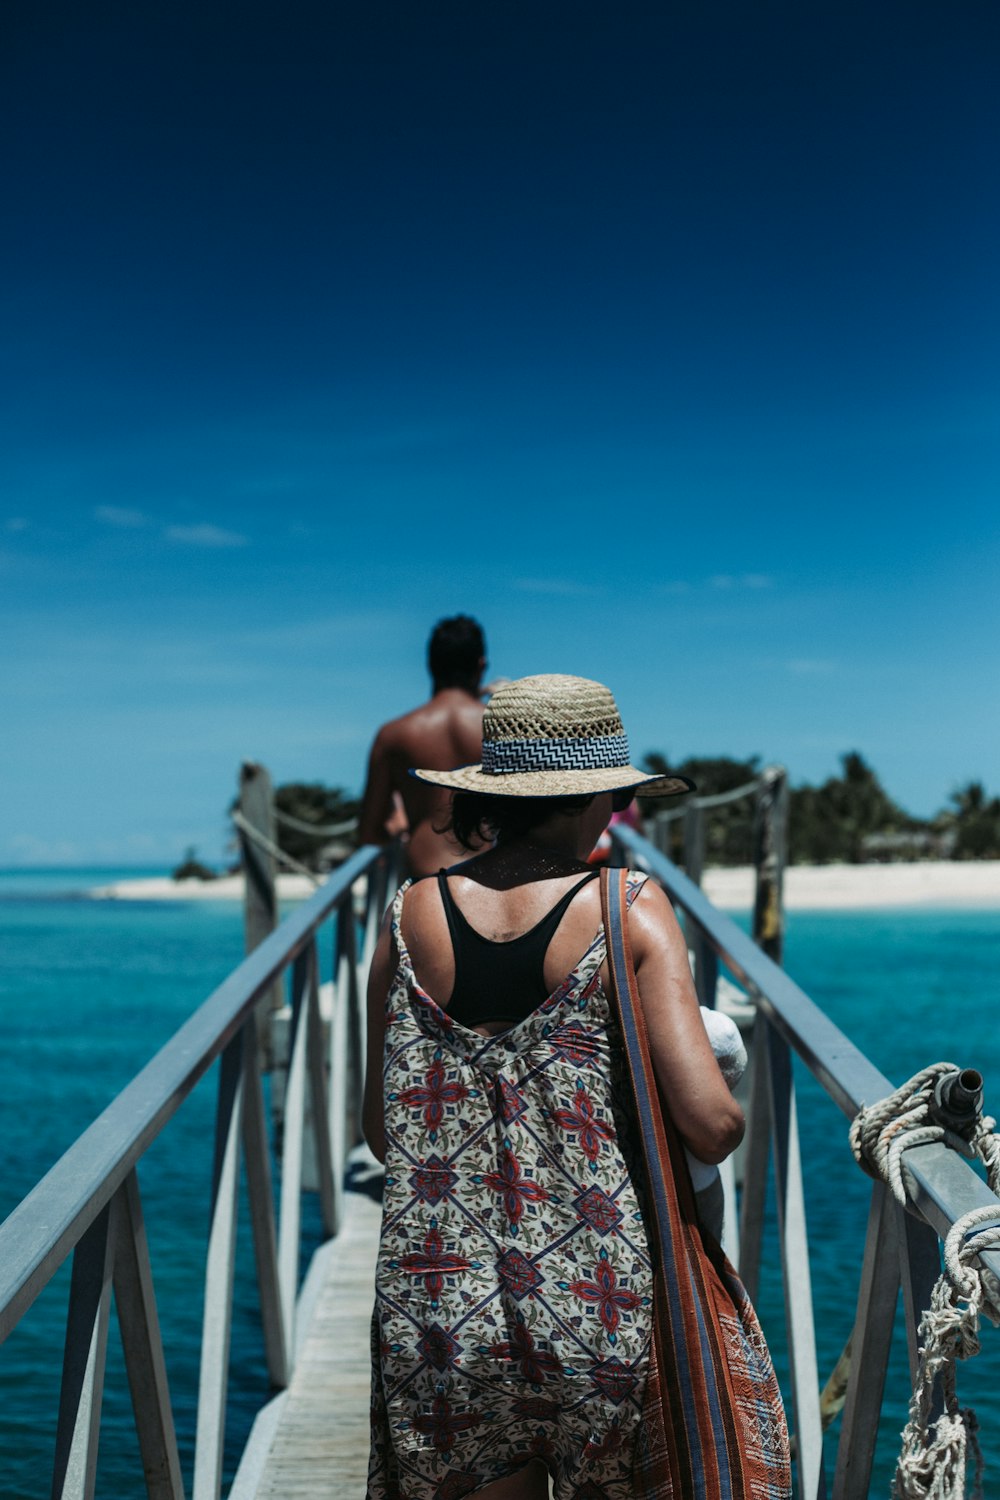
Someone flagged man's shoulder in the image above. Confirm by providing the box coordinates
[371,701,428,747]
[372,692,483,766]
[384,692,482,734]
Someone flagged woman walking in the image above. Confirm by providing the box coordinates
[364,674,790,1500]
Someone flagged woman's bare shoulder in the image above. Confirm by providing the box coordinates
[397,873,446,929]
[626,874,686,953]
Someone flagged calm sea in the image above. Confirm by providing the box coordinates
[1,867,998,1499]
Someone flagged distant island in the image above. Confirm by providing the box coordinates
[173,756,999,883]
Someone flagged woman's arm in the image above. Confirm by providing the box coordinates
[361,907,397,1164]
[627,880,745,1165]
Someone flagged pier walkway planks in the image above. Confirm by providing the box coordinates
[252,1189,381,1498]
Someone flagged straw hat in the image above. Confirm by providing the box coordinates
[413,674,694,798]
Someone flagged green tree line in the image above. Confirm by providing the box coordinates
[640,752,1000,865]
[181,760,999,879]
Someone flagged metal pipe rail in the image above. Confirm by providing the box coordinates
[613,823,1000,1500]
[0,843,388,1500]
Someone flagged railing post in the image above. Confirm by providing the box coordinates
[767,1023,824,1498]
[683,802,718,1007]
[342,887,365,1153]
[194,1030,245,1500]
[738,1014,772,1299]
[114,1171,185,1500]
[897,1209,943,1385]
[52,1198,119,1500]
[241,1026,288,1390]
[831,1186,901,1499]
[278,948,313,1348]
[753,764,788,964]
[362,854,387,971]
[238,761,283,1066]
[683,801,704,886]
[304,939,337,1237]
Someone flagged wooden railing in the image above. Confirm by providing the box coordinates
[612,821,1000,1500]
[0,831,391,1500]
[3,759,997,1500]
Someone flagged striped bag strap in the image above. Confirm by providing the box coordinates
[600,866,694,1241]
[600,867,759,1500]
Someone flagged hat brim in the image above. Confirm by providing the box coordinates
[411,765,695,798]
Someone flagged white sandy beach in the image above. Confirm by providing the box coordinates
[705,861,1000,910]
[86,872,320,901]
[87,861,1000,910]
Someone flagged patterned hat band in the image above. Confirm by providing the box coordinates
[411,674,696,799]
[482,733,631,776]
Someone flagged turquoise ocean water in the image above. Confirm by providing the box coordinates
[0,867,998,1498]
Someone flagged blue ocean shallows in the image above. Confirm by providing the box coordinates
[0,871,998,1499]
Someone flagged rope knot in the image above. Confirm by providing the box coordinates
[850,1064,1000,1500]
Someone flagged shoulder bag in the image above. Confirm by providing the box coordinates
[600,867,792,1500]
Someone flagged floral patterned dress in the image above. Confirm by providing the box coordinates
[368,874,655,1500]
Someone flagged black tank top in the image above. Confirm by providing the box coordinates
[436,869,600,1029]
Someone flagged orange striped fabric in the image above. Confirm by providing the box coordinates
[600,868,792,1499]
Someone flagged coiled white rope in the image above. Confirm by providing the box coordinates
[850,1064,1000,1500]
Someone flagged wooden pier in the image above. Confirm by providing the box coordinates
[243,1192,380,1500]
[2,763,999,1500]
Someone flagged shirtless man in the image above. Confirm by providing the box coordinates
[358,616,487,876]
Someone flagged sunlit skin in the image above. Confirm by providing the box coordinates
[363,794,744,1498]
[357,677,486,877]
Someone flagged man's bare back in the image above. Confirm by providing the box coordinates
[358,616,489,878]
[359,690,485,876]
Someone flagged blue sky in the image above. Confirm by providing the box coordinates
[2,2,999,865]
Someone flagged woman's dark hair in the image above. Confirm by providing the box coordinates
[447,791,595,850]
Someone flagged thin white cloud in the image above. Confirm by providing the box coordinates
[512,577,598,597]
[660,575,774,595]
[95,505,149,528]
[165,524,250,548]
[5,517,29,533]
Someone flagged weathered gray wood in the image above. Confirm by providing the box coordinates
[752,765,788,965]
[240,761,283,1065]
[11,797,1000,1500]
[717,1151,740,1264]
[737,1016,771,1299]
[362,852,389,971]
[242,1026,288,1390]
[253,1192,381,1498]
[328,977,348,1235]
[767,1024,824,1498]
[52,1198,117,1500]
[113,1171,185,1500]
[194,1032,245,1500]
[304,940,337,1237]
[340,891,364,1153]
[279,952,311,1348]
[832,1186,900,1500]
[240,762,278,956]
[898,1207,942,1385]
[683,801,704,887]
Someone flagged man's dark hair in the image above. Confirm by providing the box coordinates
[427,615,486,689]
